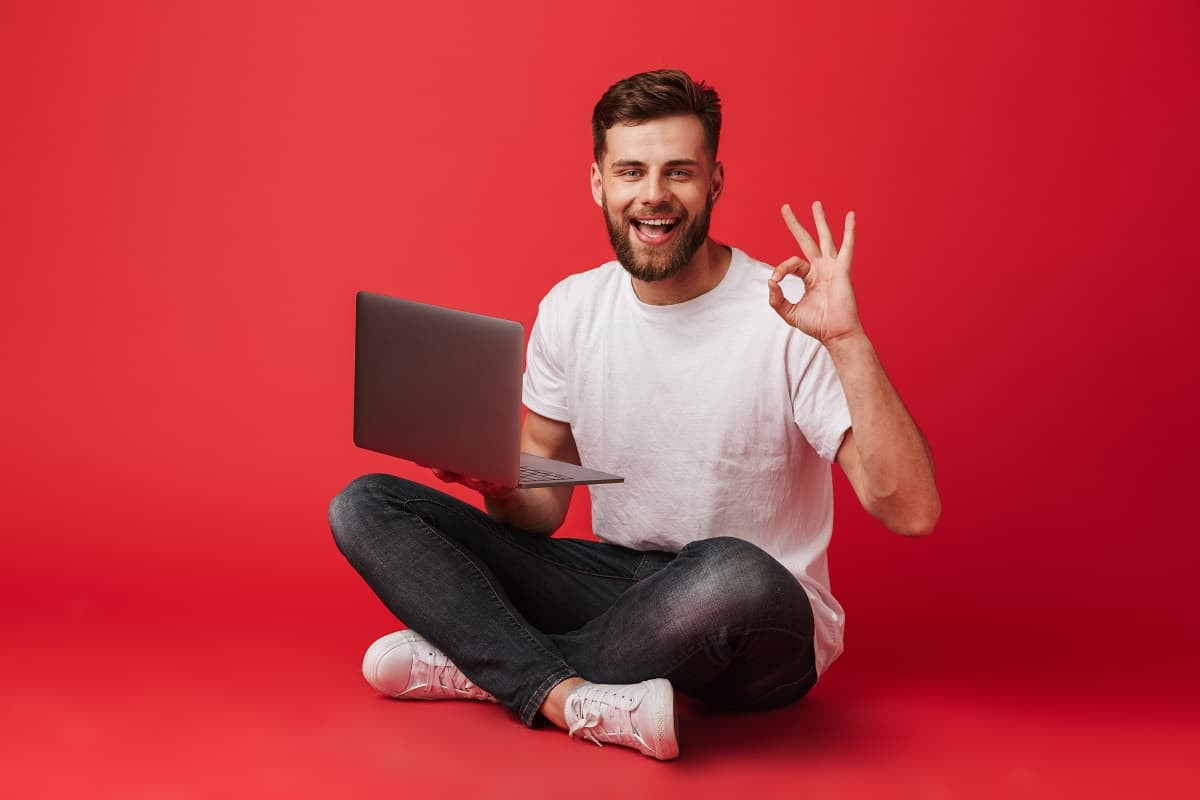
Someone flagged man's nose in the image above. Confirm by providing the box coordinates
[637,172,671,206]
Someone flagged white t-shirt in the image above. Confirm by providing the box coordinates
[522,246,853,676]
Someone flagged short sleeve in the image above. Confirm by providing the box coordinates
[522,296,570,422]
[791,339,853,463]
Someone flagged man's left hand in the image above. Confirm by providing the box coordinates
[769,201,862,345]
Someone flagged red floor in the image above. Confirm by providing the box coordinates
[6,1,1199,796]
[8,603,1197,799]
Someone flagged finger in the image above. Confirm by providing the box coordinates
[468,478,514,499]
[772,255,811,283]
[436,468,465,484]
[840,210,856,268]
[767,280,801,324]
[781,204,822,263]
[813,200,836,259]
[767,277,790,312]
[481,483,516,499]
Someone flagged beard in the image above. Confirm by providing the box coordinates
[602,191,714,283]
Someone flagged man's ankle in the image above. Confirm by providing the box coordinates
[540,677,588,729]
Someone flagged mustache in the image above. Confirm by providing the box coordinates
[623,205,688,221]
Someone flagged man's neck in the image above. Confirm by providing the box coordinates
[630,240,733,306]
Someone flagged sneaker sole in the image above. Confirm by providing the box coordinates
[362,629,425,697]
[644,678,680,760]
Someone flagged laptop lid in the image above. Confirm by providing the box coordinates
[353,291,524,487]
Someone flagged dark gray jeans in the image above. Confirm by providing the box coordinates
[329,474,817,726]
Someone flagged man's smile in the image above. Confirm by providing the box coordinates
[630,216,681,244]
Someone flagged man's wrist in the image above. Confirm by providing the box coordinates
[823,328,872,362]
[484,488,520,509]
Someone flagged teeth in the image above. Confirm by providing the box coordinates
[637,219,676,226]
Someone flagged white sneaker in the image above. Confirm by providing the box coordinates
[563,679,679,760]
[362,630,496,702]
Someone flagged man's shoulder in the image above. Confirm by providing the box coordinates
[728,246,807,302]
[538,258,625,310]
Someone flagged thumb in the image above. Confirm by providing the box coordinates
[767,277,786,311]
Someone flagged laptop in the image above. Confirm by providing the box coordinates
[353,291,624,489]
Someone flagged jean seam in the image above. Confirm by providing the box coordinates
[520,667,579,726]
[408,497,640,583]
[659,624,813,679]
[744,659,818,709]
[402,501,577,697]
[761,660,817,696]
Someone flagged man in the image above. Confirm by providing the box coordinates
[329,69,940,760]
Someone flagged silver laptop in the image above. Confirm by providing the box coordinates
[353,291,624,489]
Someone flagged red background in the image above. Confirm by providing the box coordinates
[3,0,1198,796]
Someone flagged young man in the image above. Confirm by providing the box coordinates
[329,69,940,760]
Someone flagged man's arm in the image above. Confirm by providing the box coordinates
[769,200,940,536]
[481,410,579,534]
[828,334,940,536]
[429,410,577,534]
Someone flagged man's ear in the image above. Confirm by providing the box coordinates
[710,161,725,204]
[590,162,603,207]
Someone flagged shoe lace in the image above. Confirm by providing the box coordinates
[414,645,491,700]
[566,685,648,750]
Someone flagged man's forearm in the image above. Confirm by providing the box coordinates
[485,486,572,535]
[825,330,941,534]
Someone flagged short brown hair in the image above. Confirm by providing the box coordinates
[591,69,722,163]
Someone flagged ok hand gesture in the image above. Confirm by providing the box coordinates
[768,201,862,345]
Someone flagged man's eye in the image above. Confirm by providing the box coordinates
[669,170,690,178]
[623,170,641,178]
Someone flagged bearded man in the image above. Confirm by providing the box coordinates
[329,69,940,760]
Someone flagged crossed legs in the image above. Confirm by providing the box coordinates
[328,473,817,727]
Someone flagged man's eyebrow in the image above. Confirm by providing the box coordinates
[610,158,701,168]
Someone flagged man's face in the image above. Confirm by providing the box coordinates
[591,114,724,282]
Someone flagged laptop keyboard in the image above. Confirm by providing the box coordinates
[519,465,573,482]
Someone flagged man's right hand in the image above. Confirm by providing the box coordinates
[426,466,517,501]
[418,410,577,535]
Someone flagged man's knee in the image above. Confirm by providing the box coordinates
[676,536,812,631]
[707,650,818,712]
[328,473,415,555]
